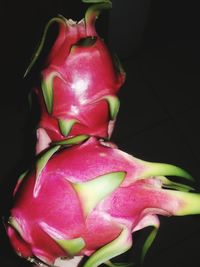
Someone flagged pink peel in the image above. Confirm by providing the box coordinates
[6,1,200,267]
[31,9,125,142]
[7,138,200,266]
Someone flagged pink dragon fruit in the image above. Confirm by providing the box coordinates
[25,0,125,147]
[6,137,200,266]
[5,1,200,266]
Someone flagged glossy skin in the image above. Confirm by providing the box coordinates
[7,138,200,266]
[35,14,125,143]
[6,2,200,267]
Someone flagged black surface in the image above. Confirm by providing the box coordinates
[0,1,200,266]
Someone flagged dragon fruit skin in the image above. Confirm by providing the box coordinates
[29,1,125,145]
[6,137,200,266]
[6,1,200,266]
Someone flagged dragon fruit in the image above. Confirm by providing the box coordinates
[25,0,125,148]
[6,137,200,266]
[4,0,200,267]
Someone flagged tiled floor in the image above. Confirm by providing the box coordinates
[0,1,200,266]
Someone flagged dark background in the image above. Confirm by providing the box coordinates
[0,0,200,266]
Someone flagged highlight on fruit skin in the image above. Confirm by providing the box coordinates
[26,0,125,149]
[6,137,200,267]
[4,1,200,267]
